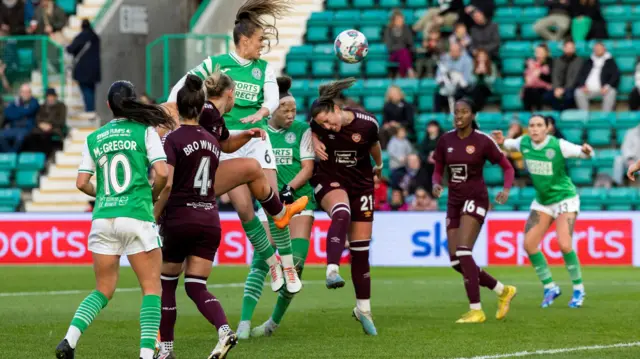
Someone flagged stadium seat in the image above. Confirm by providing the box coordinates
[502,58,525,75]
[522,8,547,23]
[364,79,391,94]
[392,78,419,96]
[514,0,536,5]
[294,114,306,123]
[379,0,402,9]
[579,187,606,207]
[0,188,20,208]
[360,26,382,43]
[15,170,39,189]
[586,127,612,147]
[603,6,632,21]
[306,27,330,43]
[367,43,388,59]
[307,12,333,27]
[286,60,308,78]
[500,41,532,58]
[501,77,525,93]
[311,60,335,78]
[332,11,361,26]
[569,167,593,185]
[406,0,428,8]
[326,0,349,10]
[493,204,515,211]
[484,167,504,186]
[344,80,364,97]
[501,94,522,111]
[417,95,435,112]
[607,22,627,38]
[498,24,517,40]
[562,128,583,143]
[0,153,17,171]
[593,149,619,168]
[520,23,538,40]
[612,40,639,56]
[560,109,588,123]
[363,96,385,113]
[0,170,10,188]
[57,0,77,14]
[615,56,636,73]
[353,0,375,8]
[619,75,635,94]
[332,26,354,39]
[339,62,363,77]
[494,8,522,24]
[313,44,335,59]
[361,10,389,26]
[365,60,389,77]
[632,22,640,37]
[290,79,310,96]
[287,45,314,60]
[588,111,616,126]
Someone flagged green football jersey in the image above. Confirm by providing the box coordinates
[189,53,271,131]
[79,120,167,222]
[518,135,577,205]
[268,121,317,210]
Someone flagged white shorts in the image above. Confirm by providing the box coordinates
[256,207,314,222]
[88,218,161,256]
[530,196,580,219]
[220,130,277,170]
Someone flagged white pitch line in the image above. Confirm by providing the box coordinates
[451,342,640,359]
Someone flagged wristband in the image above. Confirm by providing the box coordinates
[373,163,383,170]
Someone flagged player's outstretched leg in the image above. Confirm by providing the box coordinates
[238,253,270,339]
[524,210,561,308]
[252,238,310,338]
[56,290,109,359]
[157,274,179,359]
[325,203,351,289]
[350,237,377,336]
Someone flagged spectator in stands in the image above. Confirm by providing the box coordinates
[398,153,429,197]
[409,187,438,211]
[67,19,101,113]
[24,0,39,28]
[389,189,409,211]
[374,176,390,211]
[413,0,464,39]
[628,60,640,111]
[468,9,500,60]
[415,29,447,78]
[613,124,640,185]
[448,22,472,53]
[27,0,67,43]
[469,48,498,111]
[0,83,39,152]
[574,42,619,112]
[0,0,26,35]
[384,10,415,78]
[534,0,571,41]
[388,126,414,188]
[382,85,415,146]
[570,0,608,40]
[522,43,553,111]
[462,0,496,30]
[546,115,565,139]
[419,120,443,192]
[434,41,473,113]
[546,40,582,111]
[21,88,66,156]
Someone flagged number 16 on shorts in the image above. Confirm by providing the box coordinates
[463,200,487,217]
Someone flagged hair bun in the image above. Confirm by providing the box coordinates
[235,11,250,24]
[184,74,203,92]
[277,76,292,94]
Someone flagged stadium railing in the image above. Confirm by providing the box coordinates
[0,35,65,102]
[92,0,114,28]
[189,0,212,31]
[145,33,231,102]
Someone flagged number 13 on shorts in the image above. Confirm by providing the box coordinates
[463,200,487,218]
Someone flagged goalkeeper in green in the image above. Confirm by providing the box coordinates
[493,114,593,309]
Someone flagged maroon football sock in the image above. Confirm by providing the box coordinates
[450,255,498,290]
[456,246,481,306]
[259,189,285,218]
[327,203,351,266]
[160,274,179,342]
[185,276,228,329]
[350,240,371,299]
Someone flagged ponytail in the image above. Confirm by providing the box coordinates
[309,78,357,120]
[177,74,205,120]
[107,80,175,130]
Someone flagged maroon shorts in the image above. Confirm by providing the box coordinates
[161,223,221,263]
[446,196,489,230]
[311,177,374,222]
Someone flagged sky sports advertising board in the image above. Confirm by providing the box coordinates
[0,212,637,266]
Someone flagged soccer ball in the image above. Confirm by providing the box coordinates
[334,30,369,64]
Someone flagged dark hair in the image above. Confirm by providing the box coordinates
[108,81,175,130]
[455,98,479,130]
[204,64,235,98]
[277,76,293,100]
[233,0,292,53]
[564,38,575,45]
[81,19,91,30]
[309,78,357,120]
[473,48,493,76]
[529,114,552,127]
[177,75,205,120]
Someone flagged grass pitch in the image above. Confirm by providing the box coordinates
[1,266,639,358]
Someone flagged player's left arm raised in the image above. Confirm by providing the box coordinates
[76,140,96,197]
[241,63,279,124]
[486,135,514,204]
[559,139,594,159]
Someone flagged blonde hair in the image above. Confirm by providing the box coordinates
[384,85,405,102]
[204,64,235,98]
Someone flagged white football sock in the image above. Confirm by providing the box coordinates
[64,326,82,349]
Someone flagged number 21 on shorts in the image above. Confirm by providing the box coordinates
[463,200,486,217]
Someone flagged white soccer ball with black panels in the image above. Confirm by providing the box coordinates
[334,29,369,64]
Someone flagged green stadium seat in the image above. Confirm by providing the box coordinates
[57,0,77,14]
[560,109,588,123]
[607,204,633,211]
[501,77,524,93]
[514,0,536,5]
[502,58,525,75]
[0,205,16,212]
[294,114,306,123]
[493,204,515,211]
[306,27,330,43]
[360,26,382,43]
[406,0,428,8]
[619,75,635,93]
[311,60,335,78]
[607,22,627,38]
[500,41,532,58]
[308,12,333,27]
[417,95,434,112]
[587,111,615,126]
[0,153,17,171]
[392,78,419,96]
[353,0,375,8]
[503,112,531,122]
[326,0,349,9]
[495,8,522,24]
[379,0,402,9]
[498,24,517,40]
[290,79,310,96]
[607,187,639,204]
[332,26,354,39]
[593,149,619,168]
[343,80,364,97]
[520,23,538,39]
[365,60,388,77]
[286,60,308,77]
[495,0,508,5]
[632,22,640,37]
[603,6,632,21]
[484,166,504,186]
[0,188,20,207]
[313,44,335,59]
[615,112,640,129]
[569,167,593,185]
[586,127,612,147]
[562,128,583,143]
[15,170,39,189]
[288,45,314,60]
[0,170,10,188]
[501,94,522,111]
[579,187,606,206]
[339,62,362,77]
[361,10,389,26]
[581,204,602,211]
[522,8,547,23]
[367,43,388,59]
[363,95,385,112]
[419,78,438,92]
[333,11,361,26]
[364,79,391,94]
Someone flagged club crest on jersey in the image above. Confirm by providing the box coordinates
[285,132,296,144]
[466,145,475,154]
[330,182,341,188]
[352,133,362,143]
[546,149,556,159]
[252,68,262,80]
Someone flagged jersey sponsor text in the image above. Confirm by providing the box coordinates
[274,148,293,165]
[234,81,260,102]
[525,159,553,176]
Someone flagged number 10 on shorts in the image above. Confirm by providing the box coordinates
[463,200,486,217]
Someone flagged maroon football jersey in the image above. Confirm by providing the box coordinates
[199,101,230,142]
[434,129,505,201]
[311,108,379,193]
[163,125,222,216]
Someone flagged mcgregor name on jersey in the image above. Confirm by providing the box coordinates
[525,159,553,176]
[274,148,292,166]
[93,140,137,157]
[183,140,221,158]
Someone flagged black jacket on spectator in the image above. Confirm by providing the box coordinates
[463,0,496,29]
[545,0,571,16]
[570,0,608,39]
[552,54,583,89]
[439,0,465,16]
[383,100,415,135]
[575,57,620,89]
[0,0,26,35]
[470,22,501,59]
[67,25,101,85]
